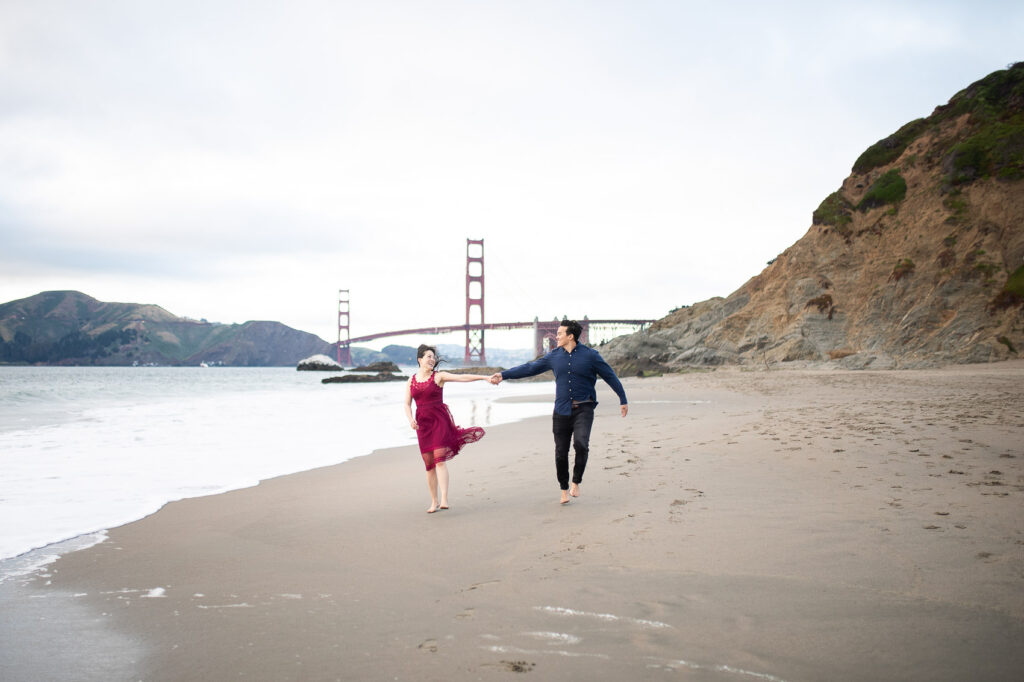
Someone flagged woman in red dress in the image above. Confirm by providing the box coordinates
[403,345,489,513]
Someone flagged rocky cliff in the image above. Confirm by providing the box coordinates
[604,63,1024,372]
[0,290,344,366]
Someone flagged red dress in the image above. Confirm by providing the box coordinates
[411,372,485,470]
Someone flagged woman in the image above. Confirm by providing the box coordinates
[404,344,490,513]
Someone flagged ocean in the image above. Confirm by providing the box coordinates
[0,366,552,581]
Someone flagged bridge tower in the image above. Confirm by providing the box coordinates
[337,289,351,367]
[465,239,485,365]
[533,315,590,357]
[534,317,560,357]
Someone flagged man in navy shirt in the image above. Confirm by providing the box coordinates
[490,319,628,504]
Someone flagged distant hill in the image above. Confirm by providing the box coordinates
[433,343,533,368]
[604,62,1024,372]
[380,343,533,368]
[0,291,386,367]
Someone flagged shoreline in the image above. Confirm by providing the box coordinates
[2,364,1023,681]
[0,372,555,568]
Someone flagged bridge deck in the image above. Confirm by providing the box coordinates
[341,320,654,346]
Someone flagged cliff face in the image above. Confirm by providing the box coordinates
[605,63,1024,372]
[0,291,337,366]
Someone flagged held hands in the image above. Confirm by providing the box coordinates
[488,373,503,385]
[409,419,418,430]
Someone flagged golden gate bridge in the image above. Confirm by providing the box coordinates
[336,239,654,366]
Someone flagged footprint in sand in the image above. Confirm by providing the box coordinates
[668,499,688,523]
[456,608,475,620]
[419,639,438,653]
[496,660,535,673]
[463,580,501,592]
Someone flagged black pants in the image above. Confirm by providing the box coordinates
[552,403,595,490]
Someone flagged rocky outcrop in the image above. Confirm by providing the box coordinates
[352,361,400,373]
[297,354,343,371]
[604,63,1024,372]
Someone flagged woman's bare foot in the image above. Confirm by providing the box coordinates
[427,503,439,514]
[439,501,449,510]
[569,483,580,498]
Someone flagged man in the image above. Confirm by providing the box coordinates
[490,319,628,504]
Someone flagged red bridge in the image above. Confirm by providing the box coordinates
[336,240,654,366]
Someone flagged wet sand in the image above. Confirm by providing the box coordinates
[2,362,1023,681]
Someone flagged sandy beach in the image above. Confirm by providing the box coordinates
[3,362,1023,681]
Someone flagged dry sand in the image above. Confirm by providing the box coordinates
[2,362,1023,681]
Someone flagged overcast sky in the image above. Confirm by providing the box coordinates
[2,1,1021,350]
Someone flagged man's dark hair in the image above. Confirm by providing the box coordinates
[560,319,583,343]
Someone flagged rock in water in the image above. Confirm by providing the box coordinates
[297,354,343,371]
[351,361,401,373]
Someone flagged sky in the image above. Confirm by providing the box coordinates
[1,1,1021,351]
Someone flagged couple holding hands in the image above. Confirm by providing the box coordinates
[403,319,628,513]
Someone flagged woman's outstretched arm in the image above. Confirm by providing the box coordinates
[435,371,492,386]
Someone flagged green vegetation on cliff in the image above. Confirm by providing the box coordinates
[991,264,1024,310]
[854,62,1024,178]
[812,191,853,228]
[852,118,929,175]
[938,63,1024,183]
[945,114,1024,184]
[858,169,908,210]
[815,63,1024,228]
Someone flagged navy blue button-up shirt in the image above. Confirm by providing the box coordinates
[501,344,627,416]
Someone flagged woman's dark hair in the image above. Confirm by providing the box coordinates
[417,344,445,368]
[560,319,583,343]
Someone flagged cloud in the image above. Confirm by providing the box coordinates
[2,1,1022,345]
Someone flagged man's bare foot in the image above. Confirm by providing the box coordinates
[560,490,570,505]
[569,483,580,498]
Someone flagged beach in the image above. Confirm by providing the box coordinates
[2,363,1023,681]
